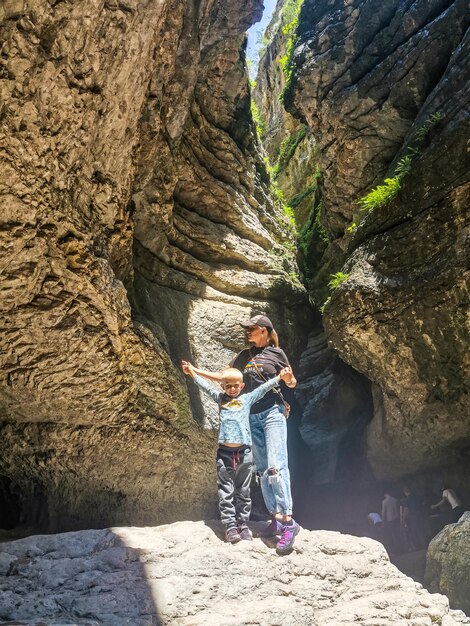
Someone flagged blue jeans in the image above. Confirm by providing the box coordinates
[250,404,293,516]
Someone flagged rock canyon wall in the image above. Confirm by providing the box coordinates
[0,0,310,530]
[256,0,469,486]
[0,0,469,535]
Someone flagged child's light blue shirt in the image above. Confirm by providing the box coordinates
[193,375,281,445]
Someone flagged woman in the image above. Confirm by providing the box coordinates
[192,314,299,554]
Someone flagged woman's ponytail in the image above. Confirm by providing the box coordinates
[268,328,279,347]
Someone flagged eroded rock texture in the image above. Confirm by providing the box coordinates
[282,0,469,480]
[425,512,470,616]
[0,0,309,530]
[1,521,470,625]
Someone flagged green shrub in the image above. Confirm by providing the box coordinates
[358,176,402,212]
[298,215,314,262]
[346,112,444,232]
[287,184,316,209]
[415,111,443,142]
[356,153,412,213]
[394,155,412,178]
[328,272,350,290]
[298,197,327,273]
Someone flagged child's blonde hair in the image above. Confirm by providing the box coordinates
[222,368,243,383]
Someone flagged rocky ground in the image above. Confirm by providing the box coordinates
[1,520,469,626]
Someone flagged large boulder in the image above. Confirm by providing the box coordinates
[1,521,469,625]
[425,511,470,616]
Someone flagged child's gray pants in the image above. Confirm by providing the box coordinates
[216,445,253,528]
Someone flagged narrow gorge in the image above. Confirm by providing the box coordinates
[0,0,469,623]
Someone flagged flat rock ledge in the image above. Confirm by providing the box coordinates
[0,521,469,626]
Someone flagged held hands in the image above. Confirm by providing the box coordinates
[181,360,196,379]
[279,366,295,386]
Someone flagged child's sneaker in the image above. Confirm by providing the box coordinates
[225,527,242,544]
[276,521,300,554]
[238,524,253,541]
[260,518,283,538]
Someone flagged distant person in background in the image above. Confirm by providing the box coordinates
[400,486,424,551]
[367,512,384,542]
[431,485,466,525]
[382,491,401,554]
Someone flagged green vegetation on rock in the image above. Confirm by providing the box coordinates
[357,154,411,213]
[328,272,350,290]
[357,175,403,213]
[287,183,317,209]
[272,125,308,179]
[298,195,328,283]
[278,0,303,100]
[347,112,444,233]
[416,111,444,141]
[250,97,265,139]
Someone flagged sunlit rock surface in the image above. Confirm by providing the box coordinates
[425,512,470,617]
[0,0,309,531]
[1,521,469,625]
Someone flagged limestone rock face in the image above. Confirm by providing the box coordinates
[425,512,470,617]
[1,521,470,625]
[0,0,309,530]
[288,0,469,234]
[283,0,470,479]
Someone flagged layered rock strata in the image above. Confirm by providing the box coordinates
[263,0,470,480]
[1,521,470,625]
[321,23,470,478]
[0,0,309,530]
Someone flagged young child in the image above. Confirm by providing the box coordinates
[181,360,293,543]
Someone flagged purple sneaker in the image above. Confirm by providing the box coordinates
[260,518,283,538]
[276,521,300,554]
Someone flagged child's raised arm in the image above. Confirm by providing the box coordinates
[181,360,196,379]
[181,361,223,404]
[190,366,225,383]
[245,375,281,406]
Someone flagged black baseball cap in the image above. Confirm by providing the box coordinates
[239,314,274,332]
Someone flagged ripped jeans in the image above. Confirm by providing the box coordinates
[250,404,293,516]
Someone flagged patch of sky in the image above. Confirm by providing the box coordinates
[246,0,278,80]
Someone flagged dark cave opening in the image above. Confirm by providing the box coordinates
[0,477,21,531]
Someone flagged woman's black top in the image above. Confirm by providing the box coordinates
[230,346,290,414]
